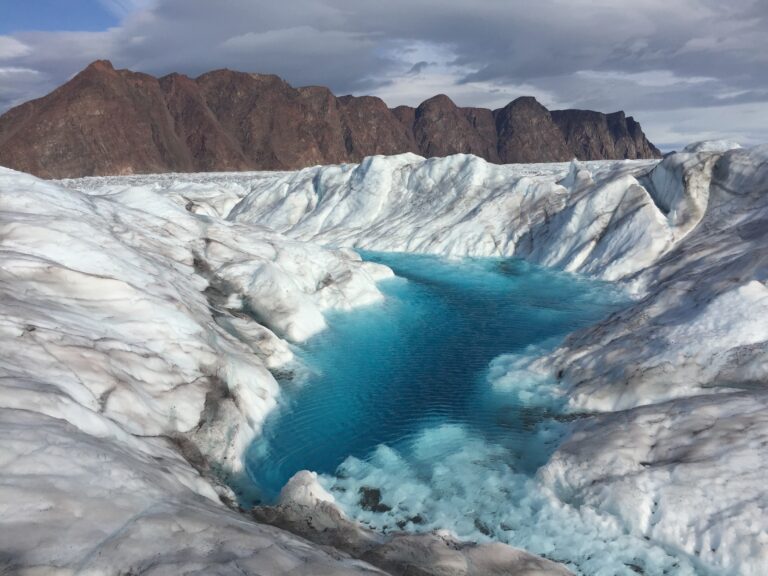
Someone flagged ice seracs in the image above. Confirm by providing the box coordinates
[551,145,768,410]
[226,153,674,282]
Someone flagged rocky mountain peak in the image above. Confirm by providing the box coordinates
[0,60,662,178]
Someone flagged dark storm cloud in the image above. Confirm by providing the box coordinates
[0,0,766,147]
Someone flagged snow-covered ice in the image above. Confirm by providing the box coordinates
[2,141,767,575]
[0,167,398,574]
[225,154,668,282]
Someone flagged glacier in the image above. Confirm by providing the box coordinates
[0,167,399,574]
[0,167,566,575]
[1,139,766,575]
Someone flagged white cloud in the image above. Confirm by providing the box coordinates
[0,67,39,77]
[221,27,371,58]
[97,0,156,18]
[575,69,716,88]
[714,90,752,100]
[0,36,32,60]
[0,0,765,147]
[364,41,563,109]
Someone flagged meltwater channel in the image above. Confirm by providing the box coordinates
[245,252,703,576]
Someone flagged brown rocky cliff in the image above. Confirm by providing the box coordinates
[411,94,499,160]
[0,60,191,176]
[551,109,662,160]
[338,95,418,158]
[0,60,662,179]
[494,97,573,163]
[159,72,249,172]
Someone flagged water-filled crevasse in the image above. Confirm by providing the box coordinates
[246,253,700,575]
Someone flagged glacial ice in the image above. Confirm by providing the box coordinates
[542,392,768,574]
[74,154,670,283]
[0,167,394,574]
[2,141,767,575]
[682,140,742,154]
[536,146,768,575]
[227,154,668,282]
[142,145,768,575]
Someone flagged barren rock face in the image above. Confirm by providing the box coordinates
[0,60,190,176]
[337,95,418,158]
[551,109,662,160]
[411,94,499,159]
[495,97,573,163]
[0,60,661,178]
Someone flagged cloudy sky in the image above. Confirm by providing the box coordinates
[1,0,766,150]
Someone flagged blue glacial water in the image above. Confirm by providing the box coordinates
[245,252,703,575]
[246,252,623,499]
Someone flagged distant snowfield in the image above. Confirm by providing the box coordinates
[2,140,766,575]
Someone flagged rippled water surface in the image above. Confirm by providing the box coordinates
[246,252,623,500]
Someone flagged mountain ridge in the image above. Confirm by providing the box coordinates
[0,60,661,178]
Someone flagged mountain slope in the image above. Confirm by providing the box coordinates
[0,60,660,178]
